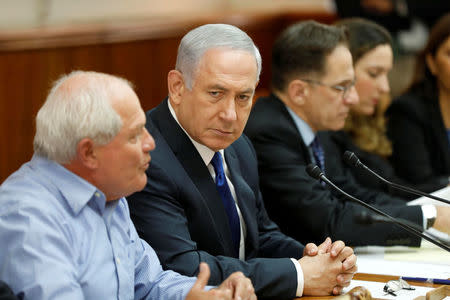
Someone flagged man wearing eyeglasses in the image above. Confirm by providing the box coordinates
[244,20,450,246]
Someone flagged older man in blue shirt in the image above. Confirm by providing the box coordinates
[0,71,255,300]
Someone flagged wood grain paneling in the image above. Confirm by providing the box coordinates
[0,11,336,182]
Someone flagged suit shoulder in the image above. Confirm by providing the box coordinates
[246,96,293,139]
[231,134,256,157]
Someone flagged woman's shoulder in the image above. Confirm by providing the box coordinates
[388,92,429,118]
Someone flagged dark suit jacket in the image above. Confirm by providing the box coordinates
[244,94,423,247]
[328,130,432,198]
[128,99,304,299]
[0,282,17,300]
[387,93,450,190]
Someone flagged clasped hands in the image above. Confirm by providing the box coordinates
[186,236,356,299]
[300,237,357,296]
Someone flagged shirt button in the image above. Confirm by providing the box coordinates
[95,192,100,198]
[116,258,120,264]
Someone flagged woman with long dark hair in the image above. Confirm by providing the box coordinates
[387,13,450,191]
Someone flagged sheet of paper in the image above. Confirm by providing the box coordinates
[343,279,434,300]
[354,241,450,279]
[383,240,450,264]
[408,186,450,207]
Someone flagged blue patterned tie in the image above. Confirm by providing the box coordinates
[210,152,241,257]
[311,136,325,174]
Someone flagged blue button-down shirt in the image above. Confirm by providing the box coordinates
[0,155,197,300]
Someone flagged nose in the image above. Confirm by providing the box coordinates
[344,85,359,105]
[142,128,155,152]
[219,97,237,121]
[379,75,390,94]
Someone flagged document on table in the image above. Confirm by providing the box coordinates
[354,241,450,279]
[408,185,450,207]
[343,280,435,300]
[383,240,450,264]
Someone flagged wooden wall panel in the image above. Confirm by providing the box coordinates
[0,11,336,182]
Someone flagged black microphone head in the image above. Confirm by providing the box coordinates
[343,151,362,168]
[306,164,323,180]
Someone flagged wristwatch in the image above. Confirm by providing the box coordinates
[426,215,436,229]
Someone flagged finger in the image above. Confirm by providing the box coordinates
[317,237,332,254]
[342,264,358,274]
[213,287,232,300]
[303,242,319,256]
[239,279,255,300]
[329,240,345,257]
[230,274,254,300]
[332,285,343,295]
[193,262,210,290]
[337,273,354,286]
[337,246,354,263]
[341,253,357,271]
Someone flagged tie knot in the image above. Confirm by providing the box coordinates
[211,152,225,185]
[211,152,223,172]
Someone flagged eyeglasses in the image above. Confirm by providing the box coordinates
[383,278,415,296]
[301,78,356,99]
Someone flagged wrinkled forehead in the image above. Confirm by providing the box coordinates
[195,47,258,74]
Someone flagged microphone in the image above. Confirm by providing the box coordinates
[305,164,450,252]
[343,151,450,205]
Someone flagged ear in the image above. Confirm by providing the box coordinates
[76,138,98,169]
[425,53,437,75]
[167,70,186,105]
[287,79,309,106]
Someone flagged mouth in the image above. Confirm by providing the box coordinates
[142,158,151,169]
[212,129,233,136]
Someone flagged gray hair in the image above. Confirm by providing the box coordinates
[34,71,132,164]
[175,23,262,89]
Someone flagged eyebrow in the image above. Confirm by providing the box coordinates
[208,84,254,94]
[332,78,355,86]
[129,123,145,134]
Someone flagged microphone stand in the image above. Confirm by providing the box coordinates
[343,151,450,205]
[306,164,450,252]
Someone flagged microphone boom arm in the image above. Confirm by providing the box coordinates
[343,151,450,205]
[306,164,450,252]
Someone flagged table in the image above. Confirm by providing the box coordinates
[298,273,444,300]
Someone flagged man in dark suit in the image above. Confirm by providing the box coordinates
[244,21,450,247]
[128,24,357,299]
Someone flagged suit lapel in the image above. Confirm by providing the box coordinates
[150,99,236,256]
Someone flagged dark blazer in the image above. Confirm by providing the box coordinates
[128,99,304,300]
[244,94,423,247]
[328,130,428,198]
[0,281,18,300]
[387,93,450,190]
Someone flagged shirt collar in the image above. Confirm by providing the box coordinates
[285,105,316,146]
[31,154,107,215]
[168,100,224,166]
